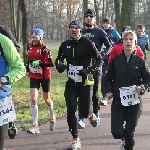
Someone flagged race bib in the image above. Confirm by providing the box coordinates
[0,95,16,126]
[68,64,83,82]
[29,63,42,74]
[119,85,140,106]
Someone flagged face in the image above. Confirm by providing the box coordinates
[84,15,96,27]
[137,28,144,37]
[69,25,81,39]
[103,22,111,30]
[31,32,40,41]
[123,33,136,53]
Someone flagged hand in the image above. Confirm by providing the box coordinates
[57,64,67,73]
[77,69,88,77]
[135,86,142,94]
[106,92,113,100]
[101,51,106,58]
[32,60,40,67]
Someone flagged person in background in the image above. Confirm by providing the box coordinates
[0,34,26,150]
[99,18,121,106]
[108,26,144,65]
[26,28,55,134]
[77,9,111,129]
[104,30,150,150]
[136,24,150,60]
[55,20,103,150]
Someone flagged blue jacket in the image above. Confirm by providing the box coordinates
[104,26,121,45]
[137,33,149,52]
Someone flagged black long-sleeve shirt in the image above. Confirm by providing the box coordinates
[104,51,150,105]
[55,37,103,84]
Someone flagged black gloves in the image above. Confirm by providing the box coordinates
[57,64,67,73]
[77,69,89,77]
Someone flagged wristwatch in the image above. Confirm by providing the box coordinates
[0,76,9,85]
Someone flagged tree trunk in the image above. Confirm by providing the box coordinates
[114,0,121,32]
[16,0,20,42]
[120,0,131,32]
[19,0,28,64]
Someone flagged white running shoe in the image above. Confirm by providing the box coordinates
[27,125,40,134]
[119,138,125,150]
[67,137,81,150]
[77,119,85,129]
[99,98,108,106]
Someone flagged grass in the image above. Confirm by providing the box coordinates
[12,42,68,130]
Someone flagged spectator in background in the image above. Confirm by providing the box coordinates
[108,26,144,65]
[136,24,150,60]
[99,18,121,106]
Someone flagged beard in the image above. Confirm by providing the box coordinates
[85,22,93,27]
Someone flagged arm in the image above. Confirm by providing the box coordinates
[88,41,103,73]
[135,45,144,59]
[39,48,54,67]
[0,34,26,84]
[55,43,67,73]
[104,59,114,94]
[100,30,112,57]
[112,29,121,44]
[108,45,117,65]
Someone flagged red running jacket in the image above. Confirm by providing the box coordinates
[27,44,54,79]
[108,42,144,65]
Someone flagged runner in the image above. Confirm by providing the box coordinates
[0,34,26,150]
[26,28,56,133]
[105,30,150,150]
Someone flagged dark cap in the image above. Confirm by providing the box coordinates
[69,21,83,29]
[122,26,131,32]
[103,18,111,24]
[84,9,96,17]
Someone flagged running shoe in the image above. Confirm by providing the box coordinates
[49,117,56,131]
[77,119,85,129]
[119,138,125,150]
[99,98,108,106]
[67,137,81,150]
[27,125,40,134]
[89,113,100,127]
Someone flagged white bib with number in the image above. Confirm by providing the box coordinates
[0,95,16,126]
[119,85,140,106]
[68,64,83,82]
[29,63,42,74]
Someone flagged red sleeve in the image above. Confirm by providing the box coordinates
[108,46,117,65]
[135,45,144,59]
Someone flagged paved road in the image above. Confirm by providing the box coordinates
[4,93,150,150]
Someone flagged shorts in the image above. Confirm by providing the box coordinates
[30,78,51,92]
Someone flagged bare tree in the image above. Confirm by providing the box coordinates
[19,0,28,64]
[114,0,121,31]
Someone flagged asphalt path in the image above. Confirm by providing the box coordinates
[4,93,150,150]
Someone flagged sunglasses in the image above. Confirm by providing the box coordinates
[85,15,94,18]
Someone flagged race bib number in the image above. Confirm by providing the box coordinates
[29,63,42,74]
[0,95,16,126]
[119,85,140,106]
[68,64,83,82]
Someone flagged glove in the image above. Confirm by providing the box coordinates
[57,64,67,73]
[31,60,40,67]
[77,69,89,77]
